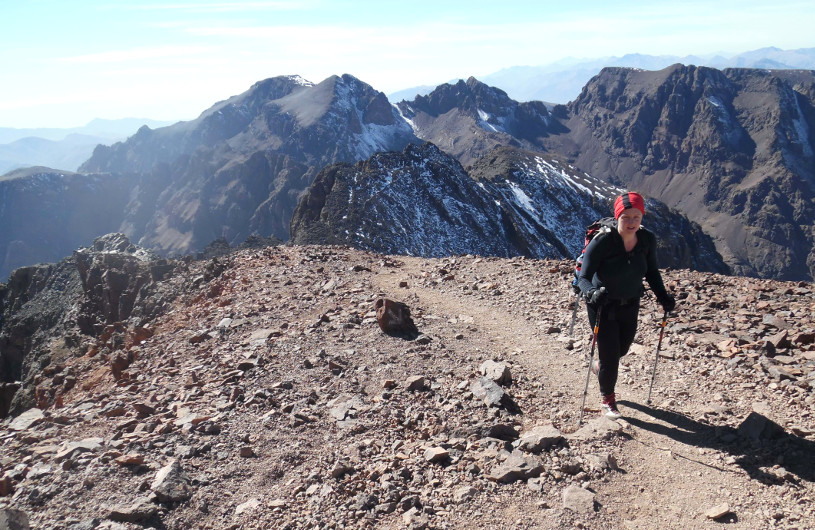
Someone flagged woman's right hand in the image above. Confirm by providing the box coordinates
[589,287,607,305]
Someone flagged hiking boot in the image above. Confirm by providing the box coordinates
[601,393,622,419]
[590,358,600,376]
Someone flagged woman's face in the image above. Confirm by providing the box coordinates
[617,208,643,236]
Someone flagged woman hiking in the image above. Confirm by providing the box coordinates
[577,192,675,418]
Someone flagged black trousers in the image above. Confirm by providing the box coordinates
[586,300,640,396]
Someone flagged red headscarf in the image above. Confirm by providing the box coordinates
[614,192,645,219]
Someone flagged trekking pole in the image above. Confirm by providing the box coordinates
[578,305,602,425]
[568,291,580,336]
[646,311,669,405]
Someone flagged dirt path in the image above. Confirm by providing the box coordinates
[373,256,794,529]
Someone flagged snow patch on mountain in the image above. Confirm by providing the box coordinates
[477,109,500,133]
[507,181,537,215]
[475,154,623,256]
[292,143,728,274]
[790,94,813,157]
[394,104,417,133]
[288,75,314,87]
[705,96,745,146]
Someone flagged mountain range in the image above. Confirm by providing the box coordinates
[1,61,813,282]
[389,47,815,105]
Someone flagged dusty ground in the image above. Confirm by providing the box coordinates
[1,245,813,529]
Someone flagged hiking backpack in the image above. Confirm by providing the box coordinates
[570,217,617,295]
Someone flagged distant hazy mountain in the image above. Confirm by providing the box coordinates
[387,84,441,103]
[389,47,815,105]
[0,118,174,144]
[0,118,174,174]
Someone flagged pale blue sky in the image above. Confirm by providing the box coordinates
[1,0,813,128]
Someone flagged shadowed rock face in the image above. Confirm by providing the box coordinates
[290,143,728,274]
[0,234,177,416]
[544,65,815,280]
[73,233,173,336]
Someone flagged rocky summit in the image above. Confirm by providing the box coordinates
[0,238,813,529]
[395,77,564,167]
[79,74,416,255]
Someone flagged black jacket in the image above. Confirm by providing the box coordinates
[577,226,669,302]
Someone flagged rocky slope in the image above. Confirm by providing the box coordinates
[1,240,813,529]
[541,65,815,281]
[291,143,728,273]
[76,74,417,255]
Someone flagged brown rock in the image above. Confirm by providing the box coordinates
[7,408,44,431]
[151,460,193,503]
[453,486,477,503]
[110,351,131,380]
[235,498,261,516]
[793,331,815,345]
[480,360,512,386]
[127,326,154,349]
[562,485,596,513]
[330,459,355,478]
[133,403,156,417]
[762,314,790,330]
[108,498,158,522]
[188,330,211,344]
[486,451,543,483]
[55,438,104,461]
[0,475,14,497]
[515,424,563,453]
[423,447,449,463]
[405,376,426,391]
[374,298,418,337]
[768,330,791,349]
[115,454,145,466]
[568,416,623,442]
[704,503,731,520]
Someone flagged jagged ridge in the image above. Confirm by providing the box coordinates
[291,143,728,273]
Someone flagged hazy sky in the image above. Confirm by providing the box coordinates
[2,0,813,128]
